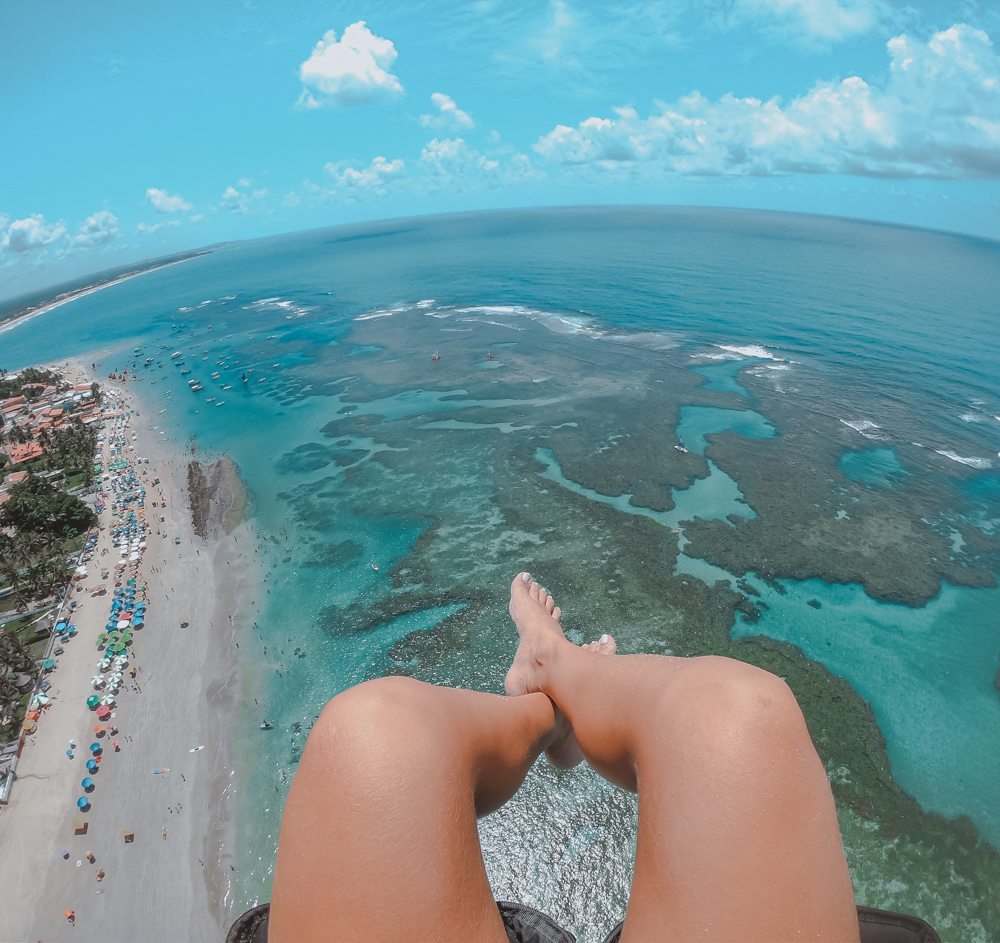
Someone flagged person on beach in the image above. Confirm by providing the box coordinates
[236,573,938,943]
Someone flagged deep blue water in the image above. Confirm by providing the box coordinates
[2,207,999,939]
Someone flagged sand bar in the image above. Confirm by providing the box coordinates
[0,363,242,941]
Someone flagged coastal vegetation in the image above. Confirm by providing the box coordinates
[1,365,101,744]
[0,627,38,742]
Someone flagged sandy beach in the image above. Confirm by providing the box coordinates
[0,363,244,942]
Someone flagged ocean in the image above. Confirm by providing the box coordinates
[3,206,999,940]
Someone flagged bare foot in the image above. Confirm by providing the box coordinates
[505,573,615,768]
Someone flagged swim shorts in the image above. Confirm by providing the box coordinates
[226,900,941,942]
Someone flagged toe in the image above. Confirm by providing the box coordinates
[598,633,617,655]
[552,606,561,623]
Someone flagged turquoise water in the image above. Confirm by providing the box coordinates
[732,579,1000,840]
[841,447,910,488]
[2,207,999,937]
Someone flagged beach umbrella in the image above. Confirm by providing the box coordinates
[43,658,56,670]
[90,742,101,753]
[82,777,93,789]
[99,695,115,706]
[77,798,89,809]
[116,619,130,629]
[91,676,104,687]
[93,724,104,735]
[86,759,97,771]
[87,695,100,709]
[96,706,111,719]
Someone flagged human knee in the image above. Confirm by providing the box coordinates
[672,656,807,744]
[312,676,430,748]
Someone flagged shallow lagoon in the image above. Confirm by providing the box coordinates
[3,208,999,939]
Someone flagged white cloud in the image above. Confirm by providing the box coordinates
[72,210,119,247]
[219,185,268,213]
[146,187,192,214]
[137,220,181,234]
[730,0,890,45]
[1,214,67,253]
[296,22,403,109]
[419,93,475,130]
[221,186,249,213]
[420,137,544,189]
[534,24,1000,180]
[324,156,407,198]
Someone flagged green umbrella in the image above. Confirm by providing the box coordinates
[86,695,99,708]
[111,643,125,653]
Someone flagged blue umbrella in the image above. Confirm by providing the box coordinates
[77,797,89,809]
[86,759,97,771]
[82,777,94,789]
[90,743,101,754]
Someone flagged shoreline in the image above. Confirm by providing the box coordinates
[0,360,243,941]
[0,252,209,338]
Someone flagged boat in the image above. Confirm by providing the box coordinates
[222,384,232,390]
[431,351,441,360]
[260,721,272,730]
[675,437,689,454]
[189,383,204,392]
[144,358,154,366]
[487,352,494,360]
[211,372,220,379]
[206,397,215,403]
[170,352,182,359]
[180,369,191,375]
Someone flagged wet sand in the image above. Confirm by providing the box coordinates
[0,365,242,941]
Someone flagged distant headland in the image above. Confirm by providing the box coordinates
[0,248,215,334]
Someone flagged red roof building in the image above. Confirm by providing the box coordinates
[4,443,44,464]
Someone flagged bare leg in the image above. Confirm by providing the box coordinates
[269,676,561,942]
[507,572,860,943]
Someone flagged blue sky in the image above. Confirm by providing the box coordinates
[2,0,999,298]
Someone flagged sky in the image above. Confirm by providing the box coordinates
[1,0,999,299]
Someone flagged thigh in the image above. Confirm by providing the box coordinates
[269,677,555,943]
